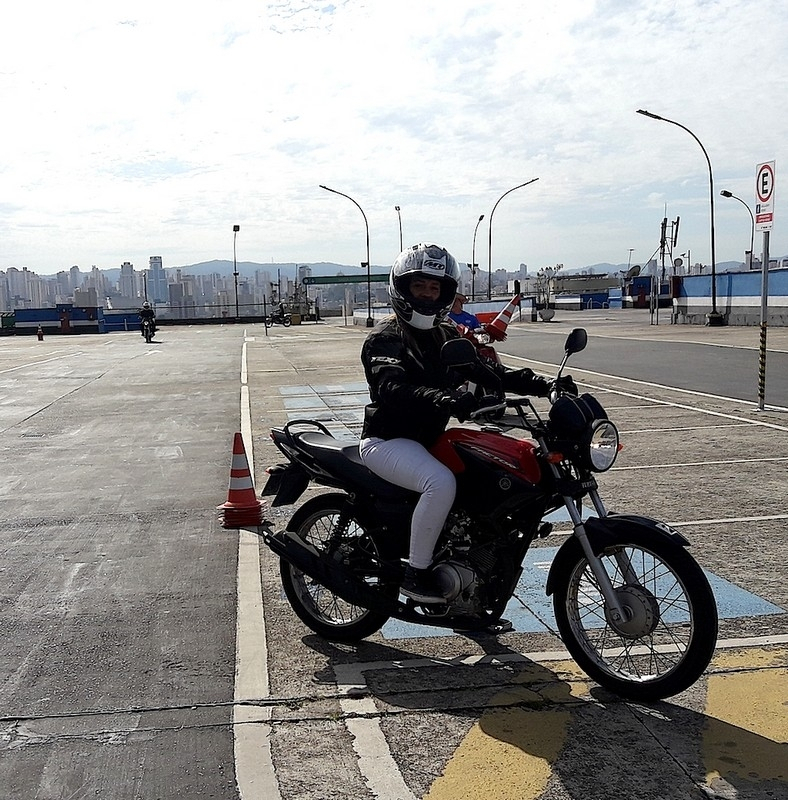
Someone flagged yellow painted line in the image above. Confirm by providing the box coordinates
[703,648,788,789]
[424,661,588,800]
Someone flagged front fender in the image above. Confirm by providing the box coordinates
[545,513,690,596]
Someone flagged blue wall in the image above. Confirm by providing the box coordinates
[674,268,788,325]
[14,305,106,334]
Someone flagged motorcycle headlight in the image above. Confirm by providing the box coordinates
[586,420,619,472]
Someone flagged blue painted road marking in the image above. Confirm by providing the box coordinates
[381,545,785,640]
[281,383,367,438]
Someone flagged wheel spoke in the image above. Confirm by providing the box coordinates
[284,506,387,633]
[565,544,700,683]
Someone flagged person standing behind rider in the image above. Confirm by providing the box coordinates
[358,243,560,604]
[138,301,156,336]
[447,293,482,330]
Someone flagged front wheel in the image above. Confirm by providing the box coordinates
[552,528,718,700]
[280,494,395,642]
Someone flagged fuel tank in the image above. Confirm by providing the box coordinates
[431,427,541,482]
[431,428,545,515]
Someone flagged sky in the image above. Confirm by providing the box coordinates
[2,0,787,277]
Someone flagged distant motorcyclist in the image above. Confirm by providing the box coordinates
[358,243,570,604]
[139,301,156,337]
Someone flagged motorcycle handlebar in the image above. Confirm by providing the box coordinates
[468,401,507,420]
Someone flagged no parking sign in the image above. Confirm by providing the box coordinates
[755,161,775,231]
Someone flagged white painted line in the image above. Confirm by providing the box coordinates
[613,456,788,471]
[581,382,788,432]
[622,423,752,434]
[502,354,788,418]
[671,513,788,527]
[0,353,84,373]
[234,333,281,800]
[341,695,417,800]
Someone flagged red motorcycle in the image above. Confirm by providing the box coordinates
[261,328,718,700]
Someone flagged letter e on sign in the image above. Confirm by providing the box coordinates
[755,161,775,231]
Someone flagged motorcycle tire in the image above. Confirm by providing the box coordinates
[281,315,291,327]
[551,526,718,701]
[279,494,396,642]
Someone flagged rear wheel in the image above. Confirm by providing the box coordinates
[280,495,395,642]
[552,528,718,700]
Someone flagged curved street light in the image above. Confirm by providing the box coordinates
[319,185,373,327]
[471,214,484,301]
[394,205,403,252]
[721,190,755,270]
[232,224,240,320]
[487,179,539,300]
[636,109,724,325]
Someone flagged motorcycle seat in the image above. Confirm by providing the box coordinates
[294,431,418,501]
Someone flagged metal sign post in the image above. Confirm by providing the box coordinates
[755,161,775,411]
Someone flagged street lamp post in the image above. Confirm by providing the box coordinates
[471,214,484,301]
[487,179,539,300]
[320,185,373,327]
[232,224,240,320]
[636,109,724,325]
[721,190,755,270]
[394,205,403,251]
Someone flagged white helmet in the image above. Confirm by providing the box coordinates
[142,301,151,309]
[389,243,460,330]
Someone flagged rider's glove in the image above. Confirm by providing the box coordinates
[448,391,479,422]
[552,375,579,396]
[482,322,507,342]
[504,367,550,397]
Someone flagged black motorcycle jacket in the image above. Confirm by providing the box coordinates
[361,317,553,446]
[361,317,462,447]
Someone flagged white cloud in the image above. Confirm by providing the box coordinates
[1,0,786,274]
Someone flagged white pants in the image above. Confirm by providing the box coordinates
[359,437,456,570]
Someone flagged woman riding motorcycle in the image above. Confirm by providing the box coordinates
[358,243,572,603]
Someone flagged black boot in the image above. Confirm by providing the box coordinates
[401,565,445,604]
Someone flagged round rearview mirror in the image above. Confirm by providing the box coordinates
[565,328,587,355]
[441,337,478,367]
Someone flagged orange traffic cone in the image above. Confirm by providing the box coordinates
[486,294,521,341]
[218,432,265,528]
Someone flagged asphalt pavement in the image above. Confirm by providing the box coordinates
[0,311,786,800]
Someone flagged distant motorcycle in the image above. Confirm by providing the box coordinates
[266,310,291,327]
[141,318,155,343]
[261,328,719,701]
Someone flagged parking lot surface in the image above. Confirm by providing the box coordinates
[1,311,786,799]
